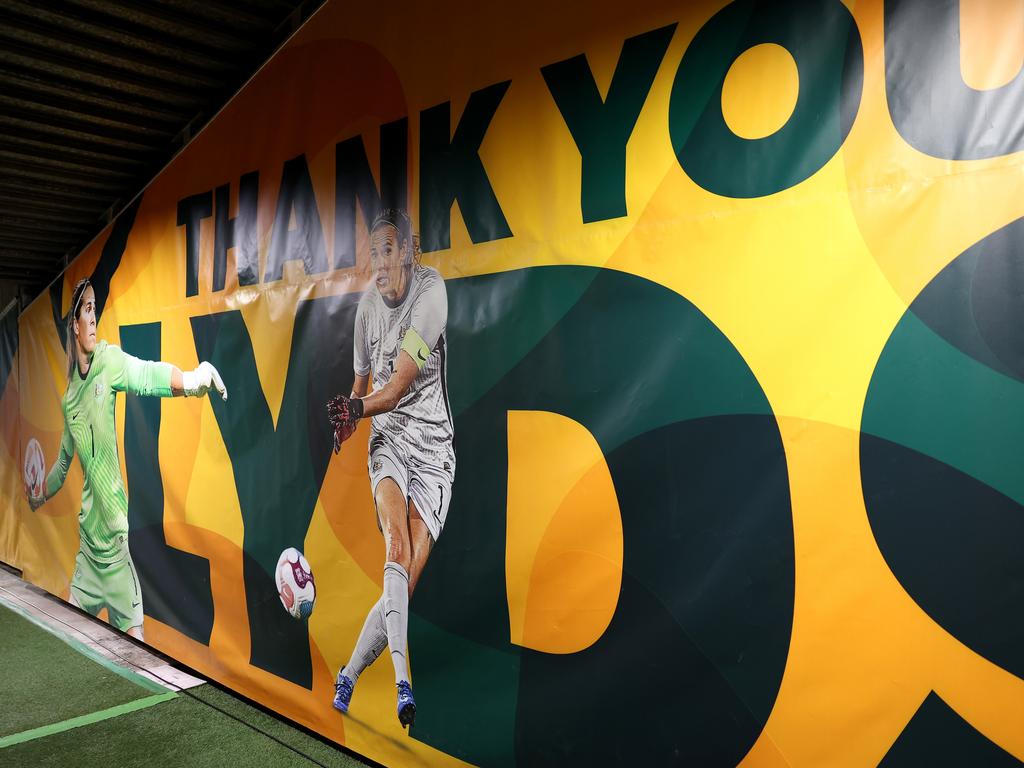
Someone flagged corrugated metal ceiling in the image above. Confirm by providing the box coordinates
[0,0,325,307]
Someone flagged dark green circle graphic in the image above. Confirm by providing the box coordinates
[862,218,1024,681]
[669,0,863,198]
[406,266,794,766]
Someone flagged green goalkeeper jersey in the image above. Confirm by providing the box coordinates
[45,341,173,563]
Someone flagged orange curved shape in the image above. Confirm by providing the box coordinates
[959,0,1024,90]
[506,410,622,654]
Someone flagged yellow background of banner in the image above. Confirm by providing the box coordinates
[7,0,1024,765]
[0,329,21,569]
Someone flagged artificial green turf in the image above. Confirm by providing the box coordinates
[0,604,155,738]
[187,685,367,767]
[1,684,369,767]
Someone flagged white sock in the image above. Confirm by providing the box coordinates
[383,560,411,684]
[343,598,387,683]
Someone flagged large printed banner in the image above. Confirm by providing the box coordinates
[0,303,20,568]
[6,0,1024,764]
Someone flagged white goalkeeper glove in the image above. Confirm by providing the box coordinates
[182,361,228,401]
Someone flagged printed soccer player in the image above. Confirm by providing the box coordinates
[27,278,228,641]
[328,208,455,728]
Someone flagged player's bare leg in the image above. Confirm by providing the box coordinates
[127,625,144,641]
[335,478,417,725]
[67,590,81,609]
[407,501,434,594]
[335,495,434,718]
[376,477,412,573]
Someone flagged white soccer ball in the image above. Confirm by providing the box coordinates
[24,438,45,498]
[276,547,316,620]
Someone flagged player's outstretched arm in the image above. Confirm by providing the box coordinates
[161,361,227,399]
[112,345,227,401]
[173,361,228,400]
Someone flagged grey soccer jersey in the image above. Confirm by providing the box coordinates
[353,265,455,471]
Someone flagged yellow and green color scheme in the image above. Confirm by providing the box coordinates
[1,0,1023,765]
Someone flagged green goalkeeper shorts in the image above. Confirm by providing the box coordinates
[70,549,144,632]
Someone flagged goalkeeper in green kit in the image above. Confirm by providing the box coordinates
[26,278,227,641]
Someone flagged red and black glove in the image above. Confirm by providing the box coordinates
[327,394,364,454]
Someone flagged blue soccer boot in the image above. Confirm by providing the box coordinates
[333,669,355,713]
[396,680,416,728]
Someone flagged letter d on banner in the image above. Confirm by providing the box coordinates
[406,266,794,766]
[505,410,622,655]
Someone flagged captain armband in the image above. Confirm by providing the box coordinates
[400,327,432,370]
